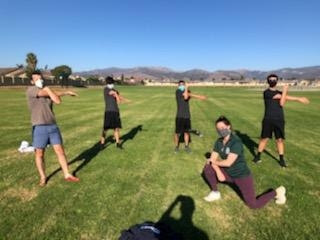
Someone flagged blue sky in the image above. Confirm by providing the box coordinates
[0,0,319,72]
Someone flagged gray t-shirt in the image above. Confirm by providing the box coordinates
[104,87,119,112]
[26,86,56,126]
[176,89,190,119]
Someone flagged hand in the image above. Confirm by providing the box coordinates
[199,95,207,100]
[211,158,218,165]
[66,91,78,97]
[299,97,310,104]
[282,85,289,92]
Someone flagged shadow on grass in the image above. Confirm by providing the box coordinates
[119,124,143,148]
[157,195,209,240]
[46,137,113,182]
[234,130,279,163]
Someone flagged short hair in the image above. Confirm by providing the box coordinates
[267,74,278,81]
[105,76,114,84]
[178,80,185,85]
[31,70,42,75]
[215,115,232,127]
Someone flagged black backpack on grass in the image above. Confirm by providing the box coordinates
[119,221,182,240]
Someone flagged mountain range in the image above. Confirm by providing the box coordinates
[75,66,320,81]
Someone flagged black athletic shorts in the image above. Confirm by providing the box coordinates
[103,111,122,130]
[175,117,191,134]
[261,118,285,139]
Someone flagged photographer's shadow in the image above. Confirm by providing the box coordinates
[157,195,209,240]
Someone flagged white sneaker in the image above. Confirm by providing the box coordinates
[275,186,286,205]
[204,191,221,202]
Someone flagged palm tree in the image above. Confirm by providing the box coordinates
[25,52,38,79]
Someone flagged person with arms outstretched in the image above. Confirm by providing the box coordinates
[174,80,206,153]
[101,76,130,149]
[26,70,80,186]
[253,74,310,167]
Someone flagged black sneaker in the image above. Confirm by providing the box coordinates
[116,143,123,149]
[185,146,191,153]
[253,155,262,164]
[279,159,287,168]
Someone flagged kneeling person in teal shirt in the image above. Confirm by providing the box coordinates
[202,116,286,209]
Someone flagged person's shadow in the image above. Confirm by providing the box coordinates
[157,195,209,240]
[119,125,143,148]
[234,130,279,163]
[46,137,113,181]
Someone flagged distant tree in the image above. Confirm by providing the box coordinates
[44,65,48,70]
[121,74,125,84]
[51,65,72,87]
[212,78,215,82]
[25,52,38,79]
[16,64,24,69]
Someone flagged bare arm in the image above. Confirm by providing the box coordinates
[183,85,189,100]
[189,93,207,100]
[279,85,288,106]
[119,95,131,103]
[212,152,238,167]
[273,93,310,104]
[37,87,61,104]
[207,152,226,181]
[56,91,78,97]
[109,90,120,104]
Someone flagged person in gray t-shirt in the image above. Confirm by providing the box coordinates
[26,70,80,186]
[174,80,207,153]
[100,76,131,149]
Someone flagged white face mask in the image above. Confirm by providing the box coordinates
[107,84,114,89]
[35,79,44,89]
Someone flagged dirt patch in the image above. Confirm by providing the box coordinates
[1,187,38,202]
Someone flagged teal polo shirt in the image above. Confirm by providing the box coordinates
[213,133,251,178]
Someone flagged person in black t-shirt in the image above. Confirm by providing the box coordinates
[174,80,207,153]
[101,76,131,149]
[253,74,310,167]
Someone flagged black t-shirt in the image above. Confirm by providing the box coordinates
[104,87,119,112]
[263,88,284,120]
[176,89,190,119]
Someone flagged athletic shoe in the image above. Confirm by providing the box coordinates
[275,186,286,205]
[65,175,80,182]
[204,191,221,202]
[253,155,262,164]
[174,147,179,153]
[185,146,191,153]
[116,143,123,149]
[279,159,287,168]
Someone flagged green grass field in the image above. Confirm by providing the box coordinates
[0,86,319,240]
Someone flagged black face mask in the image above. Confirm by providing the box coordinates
[268,80,277,88]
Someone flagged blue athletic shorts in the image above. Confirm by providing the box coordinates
[32,124,63,149]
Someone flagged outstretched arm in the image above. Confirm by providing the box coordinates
[119,95,132,103]
[189,93,207,100]
[273,87,310,105]
[37,87,61,104]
